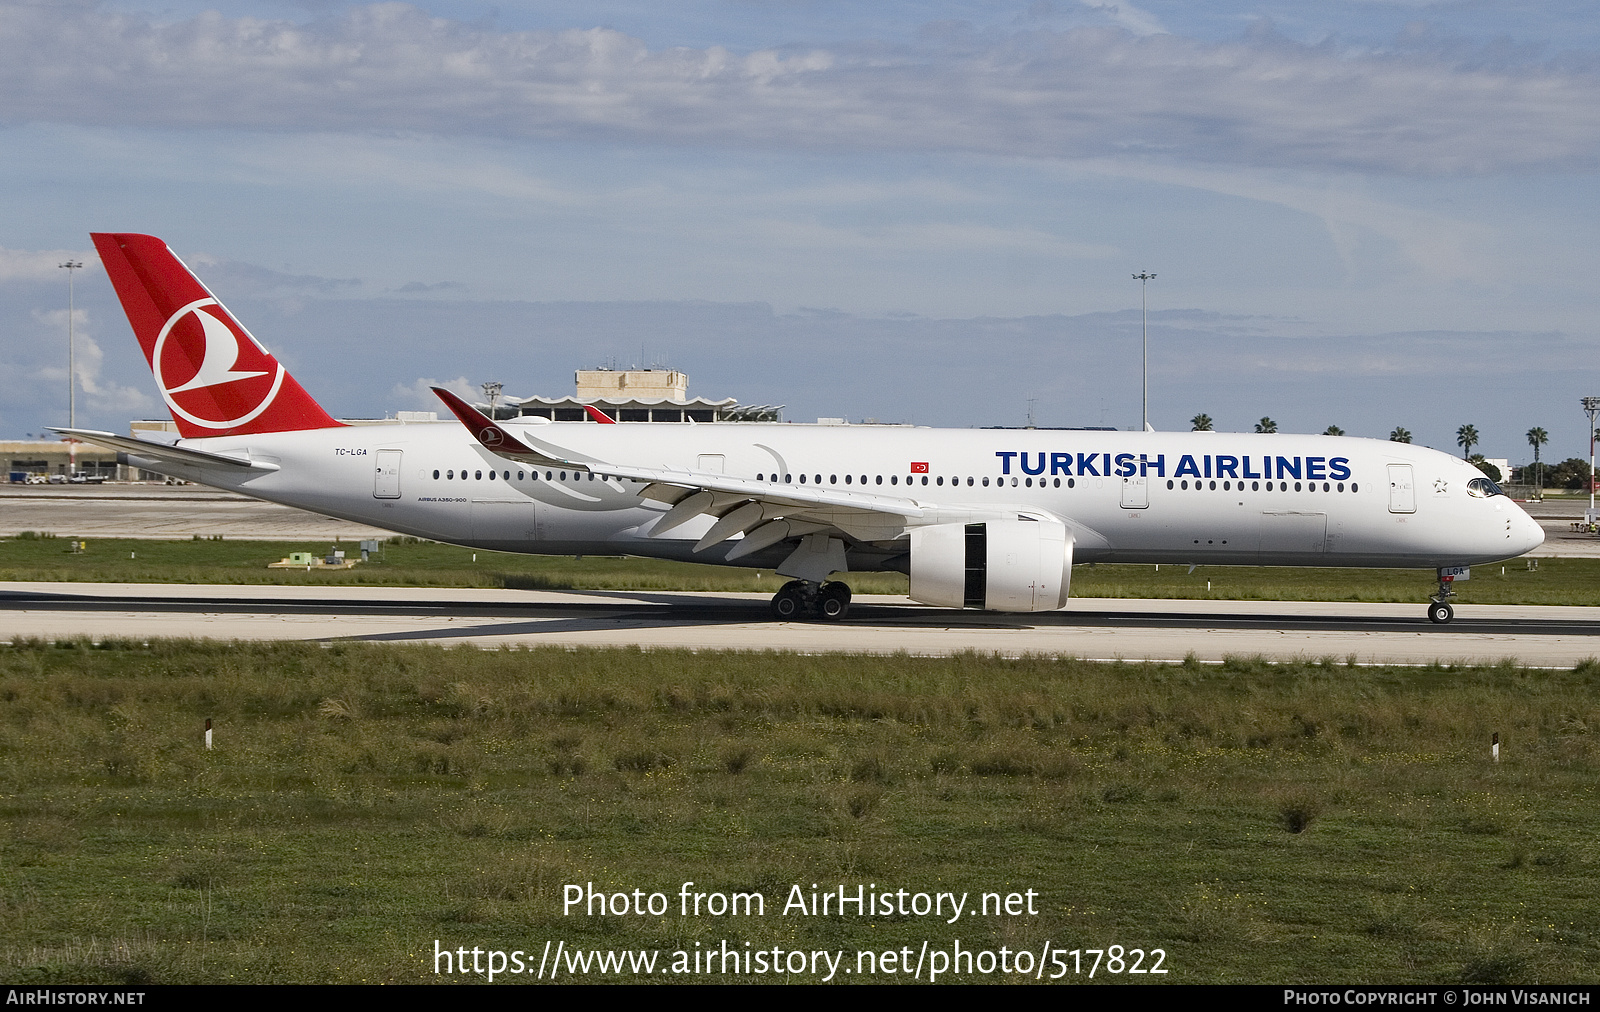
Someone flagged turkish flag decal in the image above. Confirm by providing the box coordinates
[910,462,929,473]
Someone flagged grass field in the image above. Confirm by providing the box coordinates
[1,641,1596,984]
[1,532,1593,605]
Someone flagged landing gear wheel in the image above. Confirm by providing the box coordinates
[770,584,806,621]
[817,582,852,621]
[1427,567,1460,626]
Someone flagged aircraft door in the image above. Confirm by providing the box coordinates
[1259,511,1327,557]
[1387,464,1416,513]
[471,497,538,541]
[1120,475,1148,509]
[374,450,402,499]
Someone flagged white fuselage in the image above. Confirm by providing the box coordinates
[130,422,1544,573]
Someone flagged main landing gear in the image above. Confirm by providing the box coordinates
[770,580,852,622]
[1428,569,1457,624]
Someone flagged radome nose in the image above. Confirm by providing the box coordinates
[1517,509,1545,555]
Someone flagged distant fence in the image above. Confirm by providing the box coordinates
[1501,484,1542,500]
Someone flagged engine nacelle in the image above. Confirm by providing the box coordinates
[908,519,1072,612]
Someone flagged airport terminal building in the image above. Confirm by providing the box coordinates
[4,439,120,482]
[483,368,781,423]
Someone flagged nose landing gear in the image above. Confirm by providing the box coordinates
[1427,568,1457,624]
[769,580,852,621]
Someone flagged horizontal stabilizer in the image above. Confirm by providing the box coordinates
[51,428,279,472]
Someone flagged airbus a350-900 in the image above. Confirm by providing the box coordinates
[60,233,1544,623]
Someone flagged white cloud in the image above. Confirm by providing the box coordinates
[390,375,474,411]
[1070,158,1494,282]
[31,308,152,413]
[749,218,1121,259]
[0,245,98,282]
[1078,1,1166,37]
[0,3,1594,175]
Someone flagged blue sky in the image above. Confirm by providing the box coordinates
[2,0,1597,464]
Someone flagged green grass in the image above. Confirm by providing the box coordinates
[1070,558,1588,605]
[0,534,910,595]
[0,534,1591,604]
[1,641,1596,983]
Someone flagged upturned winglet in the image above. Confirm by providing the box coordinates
[431,386,590,469]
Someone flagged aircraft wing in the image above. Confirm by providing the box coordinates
[49,428,281,473]
[432,387,1036,555]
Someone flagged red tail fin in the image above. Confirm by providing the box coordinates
[92,233,343,438]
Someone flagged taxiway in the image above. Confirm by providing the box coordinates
[4,582,1599,666]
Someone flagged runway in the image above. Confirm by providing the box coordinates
[0,484,392,541]
[5,582,1599,666]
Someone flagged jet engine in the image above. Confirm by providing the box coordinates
[907,519,1072,612]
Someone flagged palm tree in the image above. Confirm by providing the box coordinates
[1190,413,1213,431]
[1456,423,1479,459]
[1254,417,1277,434]
[1527,427,1548,488]
[1389,427,1412,443]
[1323,424,1344,436]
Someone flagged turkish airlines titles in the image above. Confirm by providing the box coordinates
[993,451,1354,482]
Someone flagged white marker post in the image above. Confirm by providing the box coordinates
[1492,731,1499,763]
[205,718,213,751]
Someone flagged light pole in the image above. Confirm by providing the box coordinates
[1584,397,1600,519]
[59,259,83,476]
[1132,271,1156,432]
[481,381,503,420]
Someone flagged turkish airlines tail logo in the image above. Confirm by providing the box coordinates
[92,233,343,438]
[164,303,268,393]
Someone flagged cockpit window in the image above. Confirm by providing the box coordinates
[1467,477,1505,498]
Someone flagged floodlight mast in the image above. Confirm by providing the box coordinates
[59,260,83,475]
[1133,271,1156,432]
[1584,396,1600,515]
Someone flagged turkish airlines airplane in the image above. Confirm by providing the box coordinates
[62,233,1544,624]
